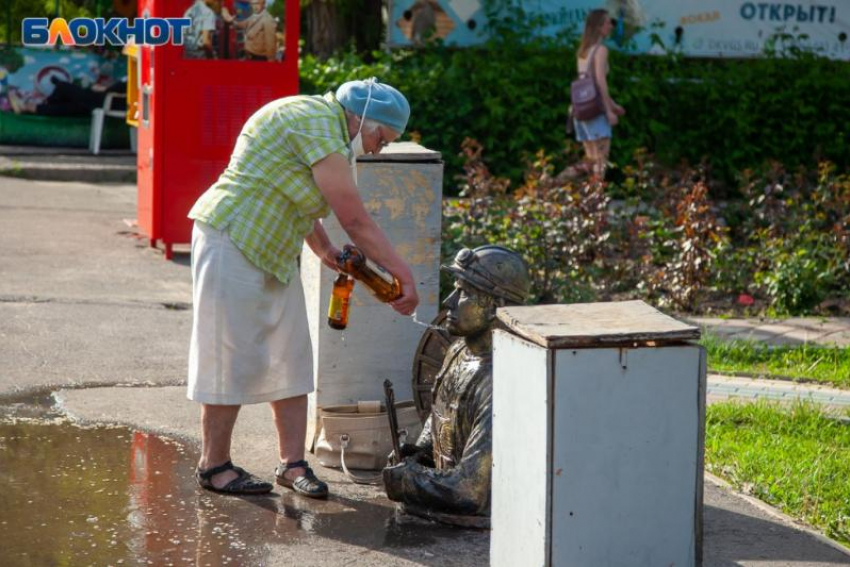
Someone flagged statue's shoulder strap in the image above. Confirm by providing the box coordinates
[432,341,467,395]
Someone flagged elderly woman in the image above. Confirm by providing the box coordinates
[187,79,419,498]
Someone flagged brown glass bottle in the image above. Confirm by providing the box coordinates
[336,245,402,302]
[327,273,354,330]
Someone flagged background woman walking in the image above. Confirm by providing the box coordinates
[563,9,626,181]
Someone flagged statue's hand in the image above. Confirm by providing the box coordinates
[388,443,429,466]
[382,460,410,501]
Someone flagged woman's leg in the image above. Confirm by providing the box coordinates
[582,141,597,174]
[271,394,309,478]
[198,403,241,488]
[592,138,611,179]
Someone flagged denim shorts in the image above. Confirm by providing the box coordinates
[574,113,611,142]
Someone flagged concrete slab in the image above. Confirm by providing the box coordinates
[785,318,850,335]
[0,178,191,399]
[734,328,805,345]
[0,179,190,304]
[819,331,850,347]
[0,301,189,398]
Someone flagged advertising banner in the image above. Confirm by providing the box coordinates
[387,0,850,60]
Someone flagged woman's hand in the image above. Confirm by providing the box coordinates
[613,103,626,116]
[322,245,342,271]
[606,110,619,126]
[389,276,419,316]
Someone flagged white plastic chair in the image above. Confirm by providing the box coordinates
[89,92,136,155]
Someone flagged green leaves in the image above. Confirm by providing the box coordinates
[442,140,611,304]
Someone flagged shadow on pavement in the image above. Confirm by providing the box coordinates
[704,504,850,566]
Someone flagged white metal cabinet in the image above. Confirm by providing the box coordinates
[491,301,705,567]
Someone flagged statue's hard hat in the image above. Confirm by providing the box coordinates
[441,245,531,304]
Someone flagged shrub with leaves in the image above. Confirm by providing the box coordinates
[639,178,727,311]
[725,162,850,314]
[442,139,847,315]
[443,139,611,304]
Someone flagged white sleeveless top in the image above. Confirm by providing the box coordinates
[577,44,609,75]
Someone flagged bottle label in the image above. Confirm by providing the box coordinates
[328,295,344,320]
[365,258,395,286]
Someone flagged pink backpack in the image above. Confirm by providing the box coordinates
[570,45,604,121]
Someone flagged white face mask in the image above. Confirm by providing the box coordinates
[349,79,374,186]
[350,131,365,158]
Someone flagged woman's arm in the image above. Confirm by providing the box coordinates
[305,220,341,271]
[594,46,622,124]
[311,153,420,315]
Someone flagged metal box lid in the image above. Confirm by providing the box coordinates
[357,142,442,163]
[496,300,700,349]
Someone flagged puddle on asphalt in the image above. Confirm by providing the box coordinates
[0,397,476,567]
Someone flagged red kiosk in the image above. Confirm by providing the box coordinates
[131,0,300,259]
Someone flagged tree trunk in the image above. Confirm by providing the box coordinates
[351,0,383,55]
[303,0,384,60]
[304,0,346,60]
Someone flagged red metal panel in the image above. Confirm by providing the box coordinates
[135,0,300,253]
[135,0,159,242]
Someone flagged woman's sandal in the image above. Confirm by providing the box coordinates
[195,460,273,495]
[275,459,329,499]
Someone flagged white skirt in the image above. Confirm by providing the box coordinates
[187,222,314,405]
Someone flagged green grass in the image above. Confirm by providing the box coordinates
[701,334,850,388]
[707,401,850,545]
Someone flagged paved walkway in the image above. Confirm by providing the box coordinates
[689,316,850,347]
[708,374,850,410]
[689,316,850,408]
[692,316,850,408]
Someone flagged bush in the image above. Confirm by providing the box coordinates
[729,162,850,314]
[300,32,850,195]
[441,140,848,315]
[443,139,612,304]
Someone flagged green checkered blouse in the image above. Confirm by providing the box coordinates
[189,93,351,285]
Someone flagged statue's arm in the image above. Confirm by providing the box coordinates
[414,415,433,452]
[383,380,492,516]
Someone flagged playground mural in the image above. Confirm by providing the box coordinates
[0,47,126,114]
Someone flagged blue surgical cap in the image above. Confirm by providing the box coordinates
[336,78,410,134]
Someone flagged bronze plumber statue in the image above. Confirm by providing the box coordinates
[382,245,531,528]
